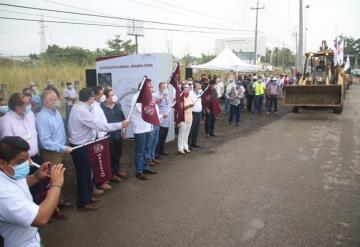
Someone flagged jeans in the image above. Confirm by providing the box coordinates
[224,97,230,113]
[229,104,241,123]
[205,113,216,135]
[149,125,160,160]
[188,112,201,146]
[70,144,93,207]
[134,132,151,174]
[268,95,278,112]
[156,126,169,155]
[178,121,192,151]
[254,95,264,113]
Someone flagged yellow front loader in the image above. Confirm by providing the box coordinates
[283,48,345,114]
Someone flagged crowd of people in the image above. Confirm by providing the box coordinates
[0,71,296,246]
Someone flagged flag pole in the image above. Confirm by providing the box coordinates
[126,76,147,122]
[193,85,210,104]
[71,136,109,151]
[160,62,179,99]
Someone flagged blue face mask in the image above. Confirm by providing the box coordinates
[24,105,32,113]
[11,160,30,180]
[0,105,8,113]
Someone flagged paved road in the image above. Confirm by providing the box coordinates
[41,84,360,247]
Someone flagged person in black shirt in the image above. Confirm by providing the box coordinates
[101,87,127,181]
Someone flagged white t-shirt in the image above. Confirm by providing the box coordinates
[0,172,40,247]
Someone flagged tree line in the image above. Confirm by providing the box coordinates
[1,34,359,69]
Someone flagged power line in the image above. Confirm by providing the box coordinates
[0,9,129,25]
[0,3,254,33]
[148,0,243,27]
[0,16,247,35]
[41,0,244,32]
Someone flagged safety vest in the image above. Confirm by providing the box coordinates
[254,81,265,96]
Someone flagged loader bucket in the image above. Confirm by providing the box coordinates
[283,85,343,107]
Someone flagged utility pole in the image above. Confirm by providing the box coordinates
[127,19,144,54]
[292,31,298,68]
[251,1,265,65]
[298,0,304,73]
[39,13,47,53]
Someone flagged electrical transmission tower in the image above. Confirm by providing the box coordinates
[39,14,47,53]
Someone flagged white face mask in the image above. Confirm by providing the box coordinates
[112,95,118,103]
[162,88,168,94]
[100,95,106,103]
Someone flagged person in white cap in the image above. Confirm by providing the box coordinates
[252,76,266,114]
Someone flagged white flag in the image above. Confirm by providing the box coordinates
[333,37,345,65]
[344,54,350,71]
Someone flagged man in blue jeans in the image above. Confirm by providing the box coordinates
[252,76,266,115]
[130,83,158,180]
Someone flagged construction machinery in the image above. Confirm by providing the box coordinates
[283,41,345,114]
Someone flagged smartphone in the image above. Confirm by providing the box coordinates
[47,163,54,175]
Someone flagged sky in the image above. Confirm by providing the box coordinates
[0,0,359,58]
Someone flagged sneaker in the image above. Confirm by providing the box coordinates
[229,122,233,125]
[184,149,191,153]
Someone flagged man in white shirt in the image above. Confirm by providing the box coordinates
[68,88,128,211]
[188,82,203,148]
[91,86,108,138]
[63,81,78,125]
[0,92,43,202]
[130,82,158,181]
[0,93,38,159]
[0,136,65,247]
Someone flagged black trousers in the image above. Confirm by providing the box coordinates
[188,112,201,146]
[205,113,216,135]
[247,94,254,111]
[110,138,123,174]
[156,126,169,155]
[70,143,92,208]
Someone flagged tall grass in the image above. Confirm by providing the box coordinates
[0,62,94,98]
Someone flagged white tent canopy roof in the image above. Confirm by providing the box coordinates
[190,47,261,72]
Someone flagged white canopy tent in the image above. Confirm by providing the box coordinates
[190,47,261,72]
